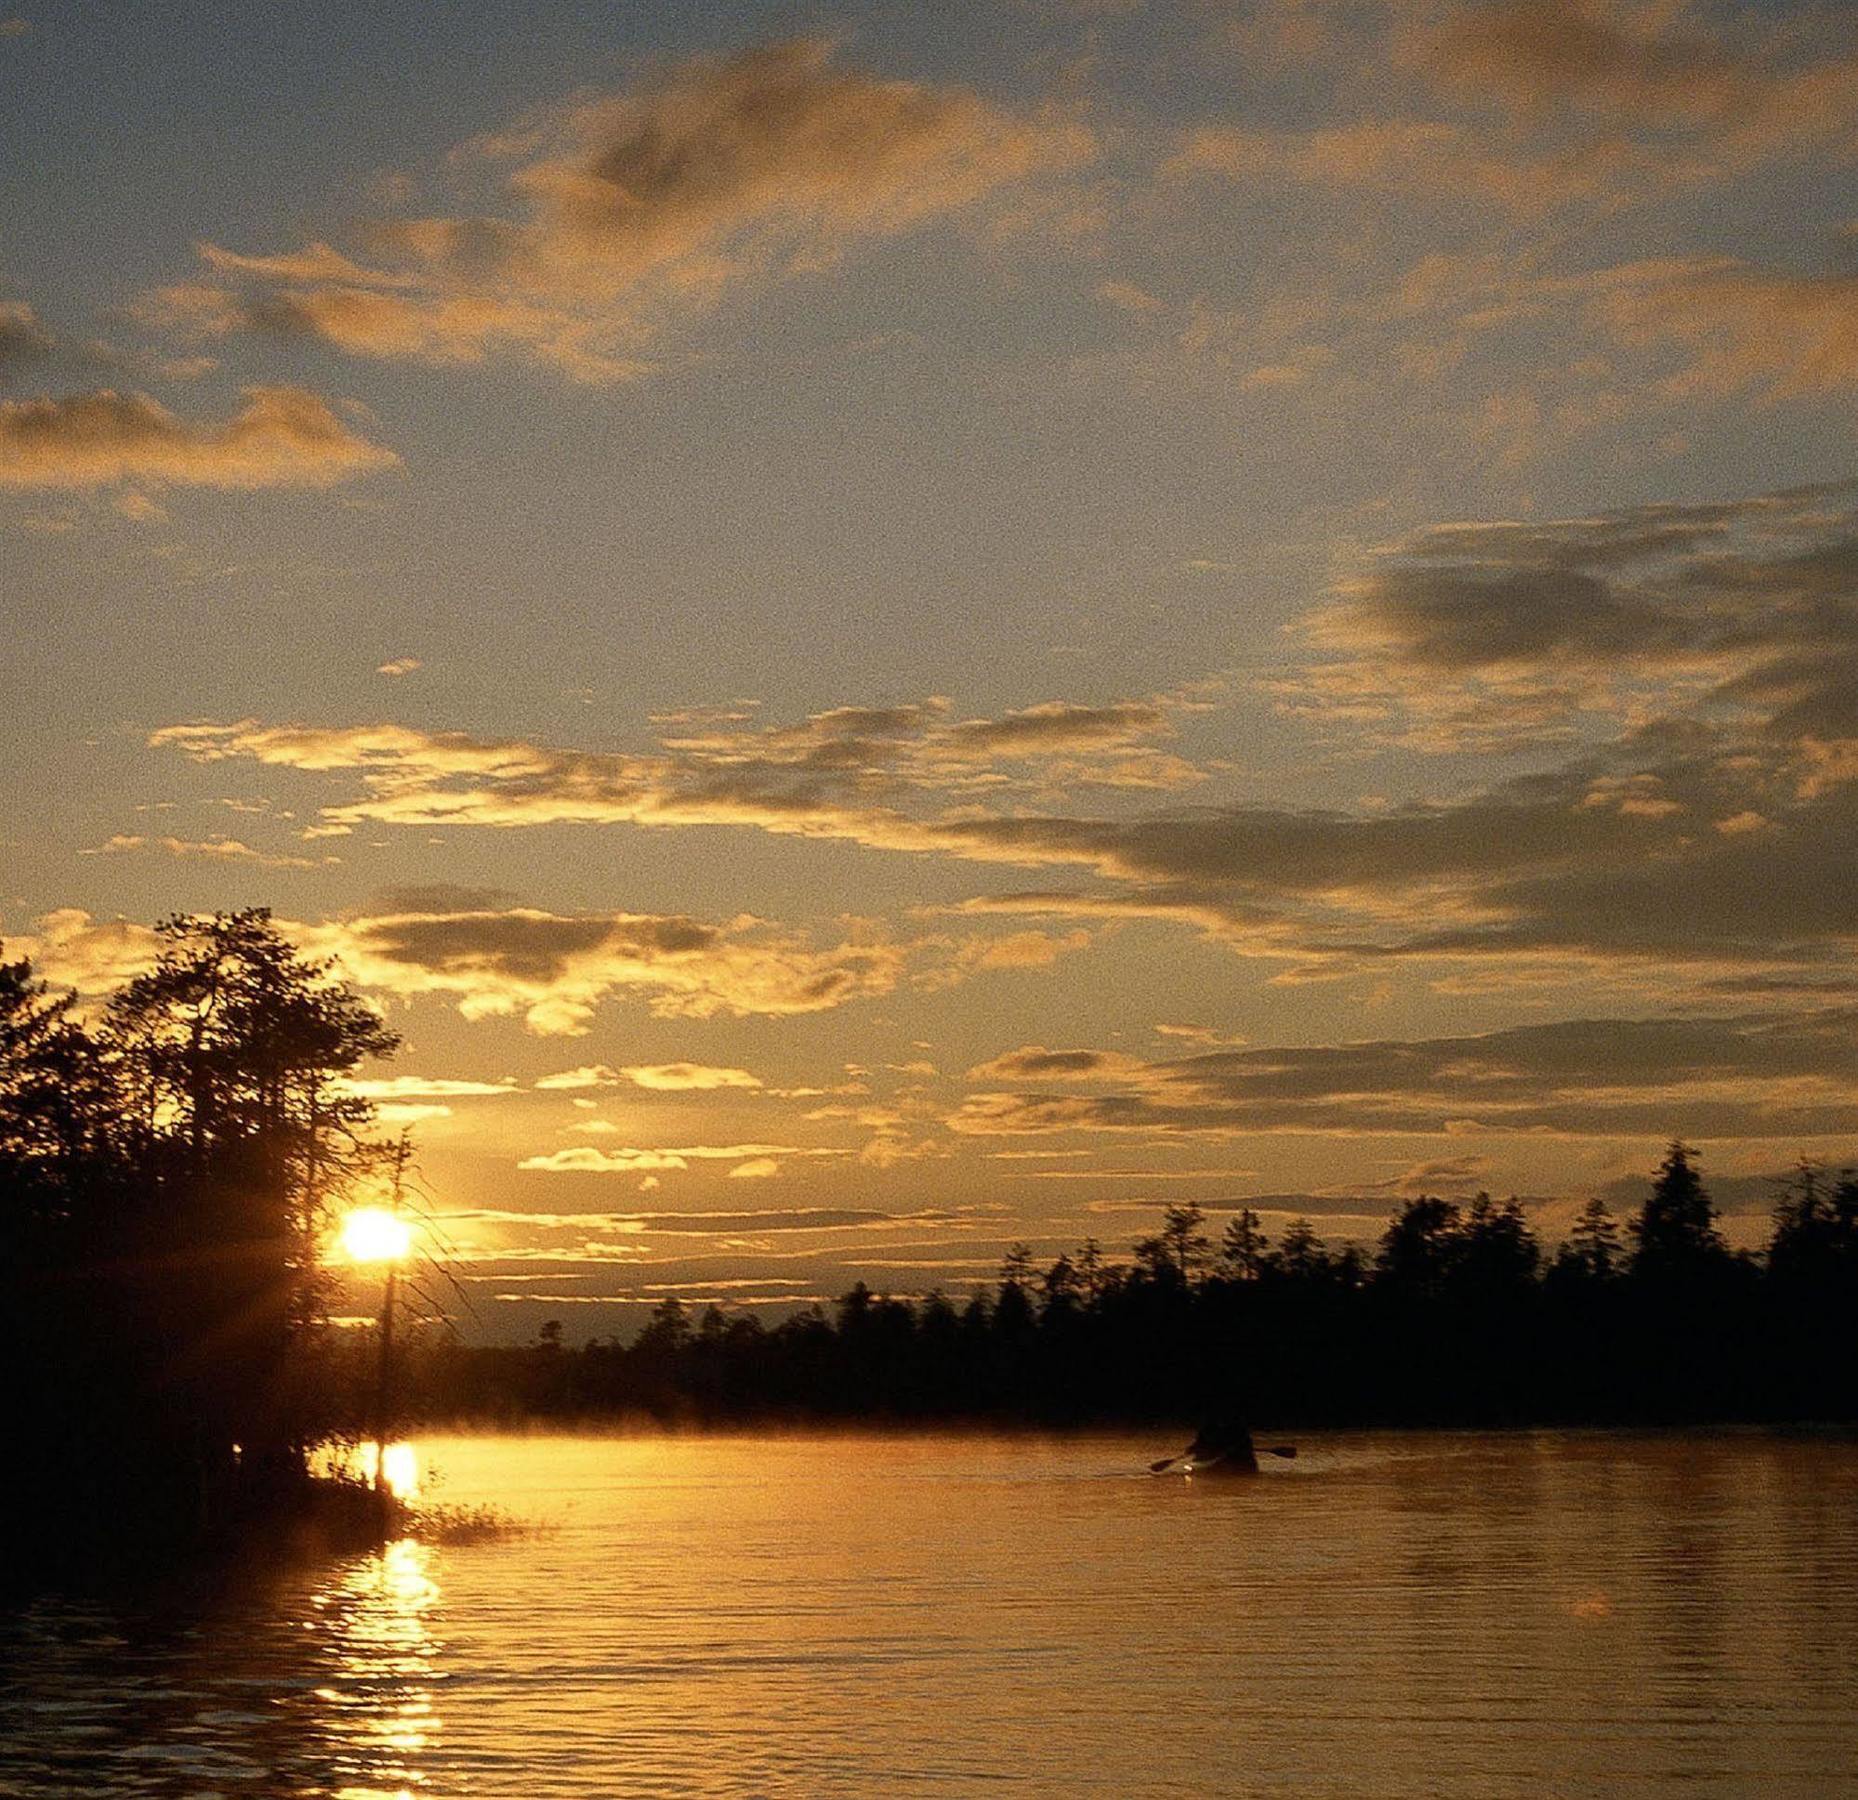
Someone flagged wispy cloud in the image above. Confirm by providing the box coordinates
[83,832,331,870]
[619,1062,764,1091]
[951,1010,1858,1142]
[1405,0,1858,164]
[0,386,397,489]
[517,1143,852,1174]
[0,300,55,374]
[299,903,907,1034]
[148,507,1858,988]
[144,39,1093,384]
[339,1075,518,1099]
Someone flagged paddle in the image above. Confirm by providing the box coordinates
[1148,1445,1297,1473]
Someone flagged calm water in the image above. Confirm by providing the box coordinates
[4,1431,1857,1797]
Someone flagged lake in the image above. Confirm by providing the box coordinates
[3,1430,1856,1797]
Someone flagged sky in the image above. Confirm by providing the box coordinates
[4,0,1857,1334]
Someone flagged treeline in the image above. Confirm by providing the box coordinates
[400,1148,1858,1429]
[6,904,1856,1564]
[0,911,398,1558]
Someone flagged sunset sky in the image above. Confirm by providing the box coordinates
[6,0,1857,1332]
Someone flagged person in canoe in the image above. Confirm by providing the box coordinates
[1149,1408,1293,1475]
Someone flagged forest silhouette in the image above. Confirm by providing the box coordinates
[391,1148,1858,1431]
[5,911,1857,1565]
[0,911,400,1562]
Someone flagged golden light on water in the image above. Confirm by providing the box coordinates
[359,1440,421,1500]
[316,1533,441,1800]
[308,1439,421,1500]
[340,1207,413,1265]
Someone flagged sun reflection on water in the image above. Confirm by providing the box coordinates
[310,1536,442,1798]
[6,1435,1858,1797]
[314,1438,422,1499]
[366,1440,421,1501]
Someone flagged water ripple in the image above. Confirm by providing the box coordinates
[2,1431,1856,1797]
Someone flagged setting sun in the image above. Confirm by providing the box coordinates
[339,1207,413,1265]
[7,2,1858,1793]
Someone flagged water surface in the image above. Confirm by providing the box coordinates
[4,1430,1856,1797]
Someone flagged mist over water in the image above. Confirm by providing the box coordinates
[4,1431,1856,1798]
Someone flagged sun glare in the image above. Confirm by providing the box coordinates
[340,1206,414,1264]
[360,1439,422,1501]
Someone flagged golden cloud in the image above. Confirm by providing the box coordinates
[147,491,1858,987]
[1590,259,1858,398]
[153,39,1093,383]
[965,1045,1154,1083]
[952,1010,1858,1142]
[0,385,398,489]
[300,904,906,1034]
[1173,118,1643,218]
[1408,0,1858,160]
[518,1142,846,1173]
[621,1062,764,1090]
[83,833,329,871]
[2,909,161,993]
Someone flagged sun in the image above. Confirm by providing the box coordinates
[339,1206,413,1264]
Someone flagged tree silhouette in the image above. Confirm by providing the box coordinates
[1558,1197,1622,1284]
[381,1139,1858,1433]
[1455,1195,1539,1293]
[1770,1160,1837,1281]
[998,1242,1036,1292]
[1764,1160,1858,1415]
[1375,1197,1462,1294]
[1275,1217,1331,1283]
[1136,1204,1211,1287]
[1218,1208,1270,1281]
[9,911,1858,1525]
[1,911,401,1553]
[1629,1141,1729,1281]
